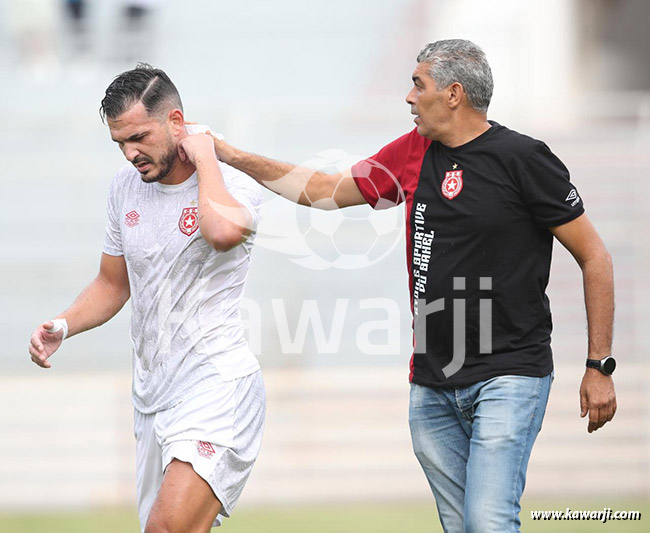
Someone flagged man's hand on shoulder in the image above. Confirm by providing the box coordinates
[580,369,617,433]
[207,132,237,166]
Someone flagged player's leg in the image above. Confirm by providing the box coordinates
[145,371,265,531]
[144,459,221,533]
[409,382,472,532]
[134,409,165,532]
[463,373,552,533]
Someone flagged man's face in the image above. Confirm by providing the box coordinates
[405,62,450,140]
[108,102,178,183]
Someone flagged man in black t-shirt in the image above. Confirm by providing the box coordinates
[207,39,616,532]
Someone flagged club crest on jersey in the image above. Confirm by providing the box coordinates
[179,207,199,236]
[442,170,463,200]
[125,210,140,227]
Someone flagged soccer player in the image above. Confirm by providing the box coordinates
[28,64,264,533]
[203,40,616,531]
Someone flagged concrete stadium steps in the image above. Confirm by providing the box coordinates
[1,365,648,510]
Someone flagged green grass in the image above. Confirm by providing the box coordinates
[0,500,647,532]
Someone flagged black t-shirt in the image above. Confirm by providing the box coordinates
[352,122,584,387]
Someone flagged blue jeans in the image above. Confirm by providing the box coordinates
[409,374,552,533]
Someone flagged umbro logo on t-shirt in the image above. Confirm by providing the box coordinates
[565,189,580,207]
[125,210,140,227]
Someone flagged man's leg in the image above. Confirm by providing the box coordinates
[143,371,265,532]
[134,409,165,532]
[145,459,222,533]
[463,374,552,533]
[409,382,472,532]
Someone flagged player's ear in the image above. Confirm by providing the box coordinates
[168,109,185,136]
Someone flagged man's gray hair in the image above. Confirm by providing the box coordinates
[417,39,493,113]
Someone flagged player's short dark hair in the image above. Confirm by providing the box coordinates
[100,63,183,123]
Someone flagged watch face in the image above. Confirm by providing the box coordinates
[602,357,616,374]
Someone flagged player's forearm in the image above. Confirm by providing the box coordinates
[57,276,130,338]
[223,145,331,206]
[581,250,614,358]
[194,156,252,251]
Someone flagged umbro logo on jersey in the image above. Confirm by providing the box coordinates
[442,170,463,200]
[125,210,140,227]
[179,207,199,236]
[565,189,581,207]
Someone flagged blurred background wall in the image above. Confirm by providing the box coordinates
[0,0,648,512]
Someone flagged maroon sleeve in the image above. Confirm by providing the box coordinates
[351,128,431,210]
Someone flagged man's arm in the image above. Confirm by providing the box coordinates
[550,213,616,433]
[179,133,259,251]
[29,253,130,368]
[209,134,367,209]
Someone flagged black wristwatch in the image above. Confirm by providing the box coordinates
[586,356,616,376]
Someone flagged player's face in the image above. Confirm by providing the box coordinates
[108,102,179,183]
[406,62,450,140]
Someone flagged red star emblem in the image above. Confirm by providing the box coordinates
[441,170,463,200]
[179,207,199,236]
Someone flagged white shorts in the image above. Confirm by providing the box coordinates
[133,370,265,531]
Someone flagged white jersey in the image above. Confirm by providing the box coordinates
[103,162,262,414]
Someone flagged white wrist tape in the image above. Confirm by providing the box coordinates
[46,318,69,340]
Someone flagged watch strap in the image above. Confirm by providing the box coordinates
[586,356,615,375]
